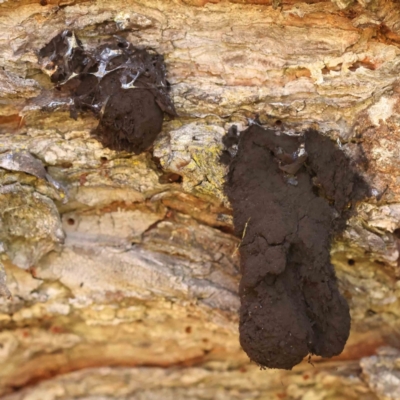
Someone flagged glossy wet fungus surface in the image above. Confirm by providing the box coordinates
[223,125,369,369]
[39,30,176,153]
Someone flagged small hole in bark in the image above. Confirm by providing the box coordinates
[40,0,48,5]
[275,120,282,126]
[185,326,192,334]
[57,72,66,81]
[216,225,234,235]
[159,172,183,184]
[348,64,360,72]
[366,309,376,316]
[347,259,355,266]
[151,156,163,170]
[100,156,108,163]
[67,218,75,226]
[393,228,400,239]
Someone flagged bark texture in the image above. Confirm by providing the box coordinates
[1,0,400,398]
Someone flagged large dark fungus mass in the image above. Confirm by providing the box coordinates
[223,125,368,370]
[39,30,176,154]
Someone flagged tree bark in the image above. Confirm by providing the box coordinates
[1,0,400,398]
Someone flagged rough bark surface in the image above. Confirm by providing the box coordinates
[1,0,400,398]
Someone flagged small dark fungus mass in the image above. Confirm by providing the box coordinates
[223,125,368,370]
[38,30,176,154]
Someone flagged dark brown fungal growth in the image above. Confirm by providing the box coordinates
[220,125,240,165]
[38,31,176,154]
[223,125,369,370]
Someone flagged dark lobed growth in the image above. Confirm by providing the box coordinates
[223,125,369,370]
[39,30,176,154]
